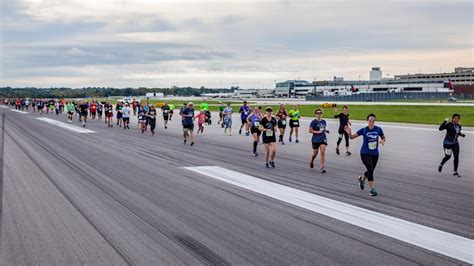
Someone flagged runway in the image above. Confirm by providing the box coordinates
[1,107,473,265]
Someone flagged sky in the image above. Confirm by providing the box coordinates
[0,0,472,88]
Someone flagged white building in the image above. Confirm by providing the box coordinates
[370,67,382,81]
[275,80,312,98]
[145,92,164,98]
[395,67,474,85]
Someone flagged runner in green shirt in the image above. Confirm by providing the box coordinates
[218,102,225,127]
[200,101,209,111]
[169,103,175,120]
[288,104,301,143]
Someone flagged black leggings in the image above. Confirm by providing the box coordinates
[148,118,156,131]
[361,154,379,182]
[337,129,349,147]
[440,143,460,172]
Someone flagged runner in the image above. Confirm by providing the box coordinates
[105,101,114,127]
[66,101,75,122]
[248,106,263,156]
[138,105,147,133]
[438,114,466,177]
[288,104,301,143]
[97,102,103,120]
[218,102,225,127]
[122,103,131,129]
[79,101,89,127]
[309,109,330,173]
[181,103,195,145]
[200,100,209,112]
[179,103,187,140]
[168,103,175,121]
[346,113,386,196]
[116,102,123,127]
[276,104,289,145]
[239,101,251,135]
[90,101,97,119]
[195,110,206,134]
[334,105,351,155]
[37,99,44,115]
[146,104,157,135]
[259,107,277,168]
[132,99,137,116]
[161,102,171,129]
[223,102,233,136]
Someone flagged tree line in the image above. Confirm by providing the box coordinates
[0,86,235,98]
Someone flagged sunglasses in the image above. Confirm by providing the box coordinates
[316,112,322,114]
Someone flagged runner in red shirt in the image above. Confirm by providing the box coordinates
[195,110,206,134]
[90,102,97,119]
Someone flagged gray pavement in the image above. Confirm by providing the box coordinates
[0,106,473,265]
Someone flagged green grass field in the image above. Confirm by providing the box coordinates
[94,98,474,126]
[206,104,474,127]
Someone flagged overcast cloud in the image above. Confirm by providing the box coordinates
[1,0,472,88]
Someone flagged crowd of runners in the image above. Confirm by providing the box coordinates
[2,97,467,196]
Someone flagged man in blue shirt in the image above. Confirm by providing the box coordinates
[347,113,386,197]
[239,101,251,136]
[181,102,195,146]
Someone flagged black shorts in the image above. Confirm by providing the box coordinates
[80,112,88,117]
[219,112,223,118]
[278,119,287,129]
[262,136,276,144]
[163,115,169,120]
[68,111,74,115]
[183,124,194,131]
[289,120,300,128]
[123,117,130,122]
[250,127,261,136]
[241,118,248,125]
[312,141,328,149]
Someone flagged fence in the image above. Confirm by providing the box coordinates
[305,92,473,102]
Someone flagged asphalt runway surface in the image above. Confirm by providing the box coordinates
[0,106,473,265]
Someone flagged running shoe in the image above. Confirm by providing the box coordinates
[289,137,292,142]
[346,151,352,156]
[336,148,340,155]
[252,151,258,157]
[438,164,442,173]
[142,129,144,133]
[295,139,299,143]
[239,129,242,134]
[358,176,365,190]
[184,139,187,144]
[309,161,314,169]
[245,132,250,136]
[190,142,194,146]
[265,163,270,168]
[281,142,285,145]
[319,168,326,173]
[269,161,275,168]
[453,172,461,177]
[369,188,378,196]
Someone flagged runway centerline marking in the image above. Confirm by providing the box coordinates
[36,117,96,133]
[183,166,473,264]
[10,109,29,114]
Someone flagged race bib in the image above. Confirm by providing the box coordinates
[266,130,274,137]
[244,111,248,115]
[444,148,453,156]
[150,115,155,119]
[281,120,286,125]
[254,121,260,127]
[293,121,299,126]
[368,141,377,150]
[164,110,169,114]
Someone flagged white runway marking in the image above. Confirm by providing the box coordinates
[184,166,474,264]
[10,109,29,114]
[36,117,96,133]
